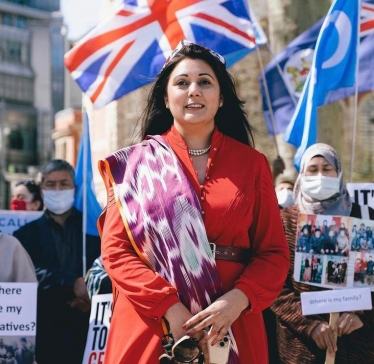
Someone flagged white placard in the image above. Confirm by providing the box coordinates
[0,283,37,335]
[0,210,43,235]
[301,287,372,315]
[347,183,374,209]
[82,293,113,364]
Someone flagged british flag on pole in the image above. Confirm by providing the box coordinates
[64,0,266,108]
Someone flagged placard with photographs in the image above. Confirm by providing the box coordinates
[294,213,374,290]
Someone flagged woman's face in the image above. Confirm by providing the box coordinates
[12,184,40,211]
[164,58,221,131]
[305,157,338,177]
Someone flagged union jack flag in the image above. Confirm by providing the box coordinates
[361,0,374,36]
[64,0,267,108]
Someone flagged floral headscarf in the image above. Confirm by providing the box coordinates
[293,143,352,216]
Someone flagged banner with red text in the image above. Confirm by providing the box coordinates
[83,293,112,364]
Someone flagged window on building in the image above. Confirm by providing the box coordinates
[2,13,13,26]
[7,129,24,150]
[0,73,34,104]
[6,40,22,63]
[4,0,30,6]
[29,0,59,11]
[16,16,27,28]
[6,126,36,152]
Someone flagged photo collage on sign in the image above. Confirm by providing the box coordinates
[294,214,374,290]
[0,336,35,364]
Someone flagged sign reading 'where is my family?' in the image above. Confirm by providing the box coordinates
[301,287,372,315]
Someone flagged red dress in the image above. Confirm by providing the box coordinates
[99,126,289,363]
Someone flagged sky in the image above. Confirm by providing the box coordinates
[60,0,106,41]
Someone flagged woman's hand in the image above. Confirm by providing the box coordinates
[183,289,249,347]
[310,322,337,355]
[164,302,194,341]
[335,312,363,336]
[164,302,210,363]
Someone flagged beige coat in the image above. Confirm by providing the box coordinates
[0,232,37,282]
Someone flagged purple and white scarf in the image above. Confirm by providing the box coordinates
[99,135,239,363]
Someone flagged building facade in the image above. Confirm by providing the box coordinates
[0,0,64,208]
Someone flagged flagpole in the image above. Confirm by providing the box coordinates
[349,0,361,183]
[264,43,299,107]
[255,45,281,156]
[82,107,88,276]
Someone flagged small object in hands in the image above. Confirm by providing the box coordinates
[159,334,202,363]
[272,155,286,179]
[208,335,231,364]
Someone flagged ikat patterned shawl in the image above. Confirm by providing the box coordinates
[98,135,239,363]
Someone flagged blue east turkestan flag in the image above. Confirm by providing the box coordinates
[260,0,374,136]
[74,112,102,236]
[283,0,360,170]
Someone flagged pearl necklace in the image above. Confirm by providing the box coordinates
[188,146,211,156]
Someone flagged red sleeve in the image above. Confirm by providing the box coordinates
[99,174,180,322]
[234,154,290,313]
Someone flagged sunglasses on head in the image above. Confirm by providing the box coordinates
[159,334,202,363]
[162,39,226,71]
[16,179,37,187]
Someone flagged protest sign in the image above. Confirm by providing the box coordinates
[293,213,374,290]
[0,210,42,235]
[347,183,374,220]
[82,293,112,364]
[0,283,37,362]
[0,283,37,335]
[301,287,372,315]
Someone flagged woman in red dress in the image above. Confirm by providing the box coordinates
[99,40,289,363]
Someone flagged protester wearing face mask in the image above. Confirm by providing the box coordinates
[10,179,43,211]
[13,159,101,364]
[275,174,295,209]
[271,143,374,363]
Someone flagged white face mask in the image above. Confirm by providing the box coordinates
[276,189,294,208]
[42,189,75,215]
[301,175,340,201]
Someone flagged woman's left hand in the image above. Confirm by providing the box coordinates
[335,312,363,336]
[183,289,249,346]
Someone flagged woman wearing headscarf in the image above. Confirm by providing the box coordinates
[271,143,374,363]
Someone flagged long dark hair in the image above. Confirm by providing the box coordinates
[140,43,254,147]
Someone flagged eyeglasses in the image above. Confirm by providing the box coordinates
[159,335,202,363]
[162,39,226,71]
